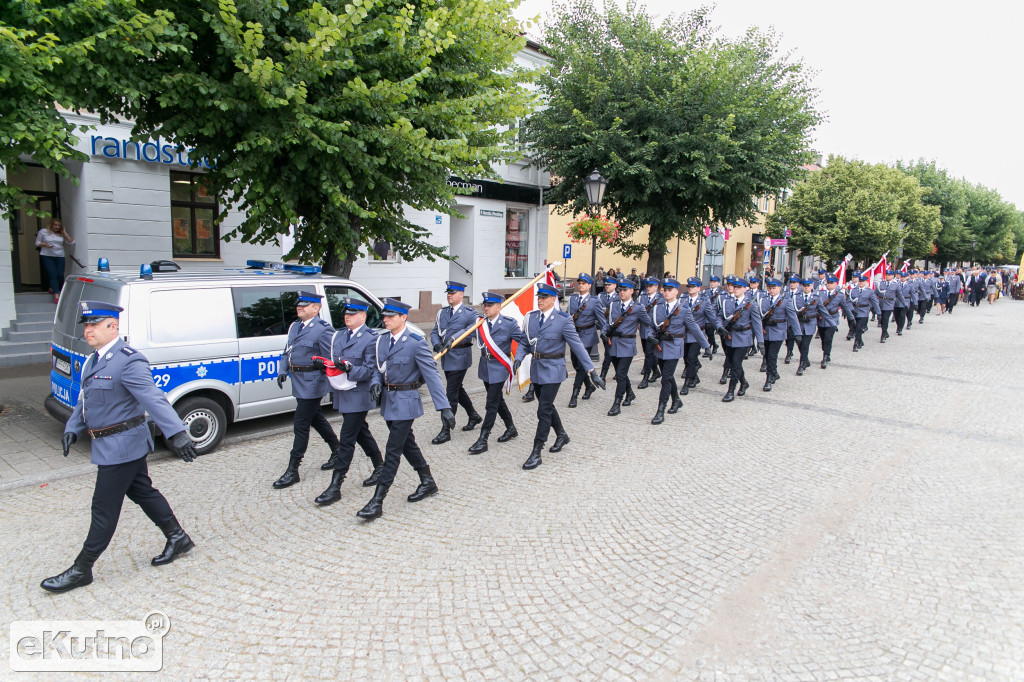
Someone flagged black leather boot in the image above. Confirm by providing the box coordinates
[523,440,544,470]
[408,466,438,502]
[784,350,793,364]
[668,392,683,414]
[152,517,195,565]
[719,367,730,384]
[880,333,886,344]
[315,469,346,506]
[272,456,302,489]
[637,374,650,389]
[651,367,662,380]
[40,549,99,593]
[522,385,535,402]
[496,423,518,443]
[763,377,773,391]
[462,411,482,432]
[722,380,737,402]
[362,450,384,487]
[607,399,622,416]
[623,387,635,406]
[737,378,750,396]
[689,376,700,387]
[760,358,767,372]
[825,354,831,365]
[680,380,689,396]
[651,402,667,425]
[431,424,451,445]
[820,358,827,369]
[321,450,340,470]
[549,429,570,453]
[468,428,490,455]
[796,361,805,376]
[568,388,580,408]
[581,377,596,400]
[356,484,389,520]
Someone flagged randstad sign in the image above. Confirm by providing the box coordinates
[89,135,214,169]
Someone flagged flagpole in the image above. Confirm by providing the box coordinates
[433,263,562,361]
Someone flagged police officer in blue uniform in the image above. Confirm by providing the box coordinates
[893,270,911,335]
[814,269,829,293]
[702,275,724,359]
[758,278,799,391]
[746,276,768,359]
[906,270,920,328]
[817,275,855,368]
[876,270,897,342]
[429,281,483,443]
[601,277,654,416]
[716,278,764,402]
[637,277,664,388]
[274,291,339,489]
[598,276,619,381]
[514,283,605,470]
[566,273,605,408]
[42,302,198,593]
[680,278,712,393]
[357,299,455,520]
[783,275,801,364]
[650,279,709,424]
[314,298,384,506]
[467,292,526,454]
[791,279,822,375]
[849,274,881,350]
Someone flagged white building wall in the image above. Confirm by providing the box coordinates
[0,166,14,329]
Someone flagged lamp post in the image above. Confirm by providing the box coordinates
[583,168,608,277]
[971,238,977,266]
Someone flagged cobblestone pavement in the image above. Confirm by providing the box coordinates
[2,303,1023,680]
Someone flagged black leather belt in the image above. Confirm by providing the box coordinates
[386,381,423,391]
[732,325,752,331]
[575,323,595,330]
[289,365,320,373]
[765,319,783,326]
[534,352,564,359]
[799,315,819,321]
[451,341,472,350]
[659,333,684,339]
[89,415,146,439]
[608,331,634,338]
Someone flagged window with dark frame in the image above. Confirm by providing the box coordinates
[171,171,219,258]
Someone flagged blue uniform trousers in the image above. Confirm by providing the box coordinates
[379,419,429,488]
[533,383,563,443]
[819,327,836,358]
[331,411,381,474]
[444,369,477,418]
[84,456,173,555]
[291,397,339,460]
[482,382,513,431]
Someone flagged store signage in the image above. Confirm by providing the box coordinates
[89,135,214,169]
[449,177,544,205]
[771,238,788,247]
[480,209,504,218]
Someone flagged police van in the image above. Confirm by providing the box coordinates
[45,260,423,455]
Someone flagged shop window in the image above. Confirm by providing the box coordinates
[171,171,219,258]
[505,208,529,278]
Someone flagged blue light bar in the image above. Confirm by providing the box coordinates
[246,260,321,274]
[140,263,153,280]
[246,260,285,270]
[283,263,322,274]
[98,257,110,272]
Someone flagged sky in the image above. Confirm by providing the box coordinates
[514,0,1024,209]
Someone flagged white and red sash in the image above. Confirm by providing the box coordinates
[478,319,514,393]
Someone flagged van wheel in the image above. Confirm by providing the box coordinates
[173,397,226,456]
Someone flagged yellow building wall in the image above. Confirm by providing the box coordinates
[545,201,774,281]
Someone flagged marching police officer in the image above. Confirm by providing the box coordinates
[716,279,763,402]
[467,292,526,454]
[814,268,829,292]
[601,277,654,416]
[783,275,801,364]
[876,270,896,342]
[566,273,605,408]
[430,281,483,443]
[945,268,962,313]
[357,299,455,520]
[680,278,712,393]
[598,276,619,381]
[514,283,605,470]
[845,272,861,340]
[702,275,724,358]
[893,270,911,334]
[791,279,822,374]
[314,298,385,506]
[637,277,664,388]
[42,302,198,593]
[649,278,709,424]
[274,291,340,489]
[746,276,768,359]
[849,274,881,350]
[906,270,920,328]
[758,278,798,391]
[817,275,855,368]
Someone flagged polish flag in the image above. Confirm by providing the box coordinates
[899,260,910,273]
[833,254,852,288]
[864,253,888,289]
[503,263,557,358]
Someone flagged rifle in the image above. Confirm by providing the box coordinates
[720,299,751,345]
[653,303,681,352]
[571,297,589,324]
[602,302,631,346]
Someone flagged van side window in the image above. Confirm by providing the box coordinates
[233,287,299,338]
[152,288,235,343]
[325,286,382,329]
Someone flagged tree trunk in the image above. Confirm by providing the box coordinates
[646,245,666,280]
[321,216,361,278]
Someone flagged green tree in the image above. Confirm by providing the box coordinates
[767,156,941,267]
[897,159,970,264]
[962,183,1020,265]
[524,0,821,276]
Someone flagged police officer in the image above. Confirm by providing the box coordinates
[514,283,605,470]
[758,278,797,391]
[357,299,455,520]
[845,272,861,340]
[467,292,526,454]
[430,281,483,443]
[601,277,654,416]
[906,270,920,328]
[650,279,709,424]
[945,268,962,313]
[274,291,340,489]
[849,274,881,350]
[876,270,897,342]
[637,277,664,388]
[42,302,198,593]
[702,275,724,358]
[817,275,855,368]
[598,276,619,381]
[893,270,911,334]
[746,276,768,359]
[918,271,934,322]
[680,278,712,393]
[783,275,801,364]
[566,273,605,408]
[314,298,384,506]
[814,268,829,292]
[716,279,763,402]
[792,279,821,374]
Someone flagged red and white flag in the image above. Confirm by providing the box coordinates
[899,260,909,273]
[501,263,557,380]
[864,252,888,289]
[833,254,853,289]
[477,321,515,393]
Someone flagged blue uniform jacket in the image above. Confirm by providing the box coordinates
[717,295,765,348]
[604,299,654,358]
[515,310,595,385]
[282,317,334,399]
[908,279,921,304]
[568,293,607,349]
[876,280,897,311]
[475,314,527,384]
[849,286,881,317]
[651,300,708,360]
[682,294,714,337]
[791,291,824,336]
[329,325,382,413]
[430,304,482,372]
[703,286,726,315]
[65,340,187,466]
[758,294,799,342]
[374,330,450,420]
[946,274,962,294]
[638,291,664,313]
[817,289,855,327]
[893,280,911,307]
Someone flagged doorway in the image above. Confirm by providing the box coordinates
[449,206,475,298]
[6,166,61,293]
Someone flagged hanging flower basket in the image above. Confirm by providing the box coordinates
[567,215,621,246]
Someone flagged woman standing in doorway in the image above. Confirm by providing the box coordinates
[35,218,74,303]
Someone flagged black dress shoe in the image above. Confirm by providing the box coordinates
[784,353,793,364]
[760,359,767,372]
[357,484,389,520]
[637,375,650,389]
[431,425,451,445]
[651,404,666,425]
[523,441,543,470]
[607,400,622,416]
[272,457,302,489]
[522,385,535,402]
[408,466,438,502]
[468,428,490,455]
[689,376,700,387]
[623,389,635,406]
[152,517,195,565]
[880,336,886,344]
[737,379,749,396]
[549,431,570,453]
[496,424,518,443]
[581,384,596,400]
[719,368,730,385]
[315,470,346,505]
[763,379,773,391]
[651,369,662,381]
[40,550,98,593]
[796,365,804,376]
[667,398,683,414]
[461,412,482,432]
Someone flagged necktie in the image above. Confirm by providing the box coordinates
[487,319,493,333]
[538,313,546,330]
[389,336,396,351]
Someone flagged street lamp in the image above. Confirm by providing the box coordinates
[971,238,977,266]
[583,168,608,277]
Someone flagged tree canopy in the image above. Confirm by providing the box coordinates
[524,0,822,276]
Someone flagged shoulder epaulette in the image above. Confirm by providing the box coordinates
[409,333,424,341]
[120,346,136,355]
[555,309,569,318]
